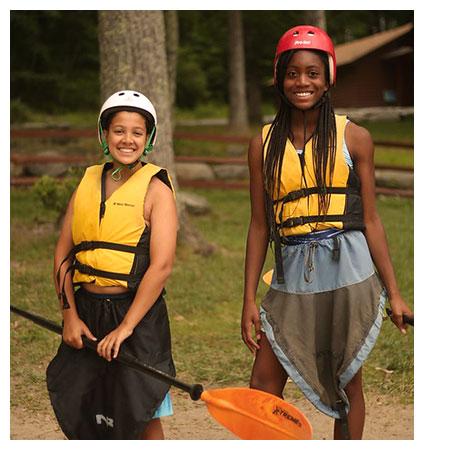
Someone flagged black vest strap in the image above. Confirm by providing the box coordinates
[275,186,359,205]
[73,260,142,283]
[55,240,148,309]
[280,214,351,229]
[73,240,148,255]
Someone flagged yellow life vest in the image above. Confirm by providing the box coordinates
[262,114,364,236]
[262,114,364,284]
[66,162,173,296]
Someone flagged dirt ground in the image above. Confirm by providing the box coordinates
[10,388,413,440]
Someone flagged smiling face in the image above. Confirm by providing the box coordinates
[282,50,329,110]
[103,111,149,165]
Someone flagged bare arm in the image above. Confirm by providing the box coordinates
[241,134,270,353]
[346,122,413,332]
[54,190,97,347]
[97,177,178,360]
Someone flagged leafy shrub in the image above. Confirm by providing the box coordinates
[31,169,82,222]
[10,99,35,124]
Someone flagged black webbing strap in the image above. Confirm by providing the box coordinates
[272,230,285,284]
[55,240,147,309]
[274,186,358,205]
[99,163,109,222]
[73,240,148,255]
[336,399,351,439]
[73,260,142,283]
[280,214,351,229]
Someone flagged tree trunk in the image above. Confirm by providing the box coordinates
[98,11,213,254]
[228,11,249,133]
[164,10,179,126]
[303,10,327,31]
[247,70,262,125]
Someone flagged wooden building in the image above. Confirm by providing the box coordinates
[332,23,413,108]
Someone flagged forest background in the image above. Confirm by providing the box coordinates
[11,10,413,121]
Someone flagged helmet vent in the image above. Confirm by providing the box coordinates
[293,31,299,36]
[118,92,125,96]
[307,31,315,36]
[133,93,140,97]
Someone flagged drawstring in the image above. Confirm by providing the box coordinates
[302,234,341,283]
[304,241,318,283]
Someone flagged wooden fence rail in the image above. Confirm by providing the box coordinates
[11,128,413,149]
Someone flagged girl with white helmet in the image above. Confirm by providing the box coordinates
[47,90,178,439]
[241,26,413,439]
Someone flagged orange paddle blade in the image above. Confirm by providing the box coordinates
[262,269,273,286]
[201,387,313,440]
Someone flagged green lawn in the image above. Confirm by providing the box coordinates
[10,186,413,412]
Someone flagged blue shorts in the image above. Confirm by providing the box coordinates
[153,392,173,418]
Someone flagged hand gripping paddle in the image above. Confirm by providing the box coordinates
[10,305,313,440]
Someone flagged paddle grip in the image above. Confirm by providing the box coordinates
[11,305,204,400]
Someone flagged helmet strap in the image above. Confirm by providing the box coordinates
[111,166,123,182]
[99,123,110,155]
[110,159,142,182]
[143,126,156,156]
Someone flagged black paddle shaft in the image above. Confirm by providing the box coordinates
[10,305,204,400]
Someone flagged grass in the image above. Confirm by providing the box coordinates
[10,185,413,413]
[360,118,413,144]
[10,108,414,411]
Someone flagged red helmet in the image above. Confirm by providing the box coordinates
[274,25,336,86]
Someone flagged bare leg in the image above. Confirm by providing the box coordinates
[334,368,365,440]
[140,418,164,440]
[250,333,288,397]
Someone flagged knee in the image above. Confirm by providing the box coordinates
[344,371,363,399]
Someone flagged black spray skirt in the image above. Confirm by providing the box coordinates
[46,287,175,439]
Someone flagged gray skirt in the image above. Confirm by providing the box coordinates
[261,229,386,419]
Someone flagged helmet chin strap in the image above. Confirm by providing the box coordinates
[110,160,141,182]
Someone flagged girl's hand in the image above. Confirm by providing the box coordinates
[241,301,261,355]
[62,315,97,349]
[97,324,134,362]
[388,294,413,334]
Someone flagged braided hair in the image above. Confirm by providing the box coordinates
[263,49,337,239]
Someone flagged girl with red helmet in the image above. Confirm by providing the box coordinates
[47,90,178,439]
[241,26,412,439]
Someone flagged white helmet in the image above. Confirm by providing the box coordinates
[98,90,157,155]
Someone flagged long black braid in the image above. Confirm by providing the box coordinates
[263,49,337,241]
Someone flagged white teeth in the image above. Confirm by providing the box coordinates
[295,92,312,97]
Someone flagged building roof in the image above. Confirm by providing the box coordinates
[335,23,413,66]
